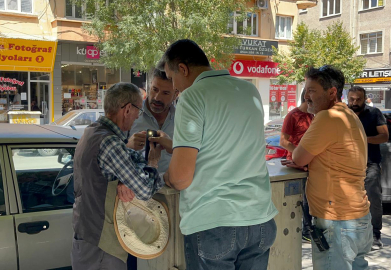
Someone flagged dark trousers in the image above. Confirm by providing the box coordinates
[364,163,383,238]
[302,178,312,236]
[184,219,277,270]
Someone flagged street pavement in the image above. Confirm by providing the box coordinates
[302,206,391,269]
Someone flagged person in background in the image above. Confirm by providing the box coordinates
[154,39,278,270]
[31,100,40,111]
[126,69,176,270]
[348,86,389,250]
[288,66,372,270]
[366,97,373,107]
[280,90,313,243]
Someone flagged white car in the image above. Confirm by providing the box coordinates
[0,124,82,270]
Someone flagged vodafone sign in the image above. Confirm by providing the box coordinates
[229,60,280,78]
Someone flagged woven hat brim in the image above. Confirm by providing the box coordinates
[114,196,170,259]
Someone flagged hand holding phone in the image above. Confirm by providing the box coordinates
[145,129,158,162]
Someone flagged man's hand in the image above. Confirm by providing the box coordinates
[149,130,173,154]
[147,141,162,168]
[126,131,147,151]
[281,159,308,171]
[117,182,135,202]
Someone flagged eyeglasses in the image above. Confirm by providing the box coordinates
[121,102,144,116]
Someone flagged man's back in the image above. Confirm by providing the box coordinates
[173,70,277,235]
[299,103,369,220]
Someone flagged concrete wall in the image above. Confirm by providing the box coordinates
[0,0,56,39]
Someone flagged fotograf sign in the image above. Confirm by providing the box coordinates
[233,39,278,56]
[229,60,280,78]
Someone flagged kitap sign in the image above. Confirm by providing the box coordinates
[229,60,280,78]
[0,38,57,72]
[76,45,104,62]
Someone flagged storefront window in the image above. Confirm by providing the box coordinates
[61,64,121,114]
[0,71,28,122]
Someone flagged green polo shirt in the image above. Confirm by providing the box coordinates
[173,70,278,235]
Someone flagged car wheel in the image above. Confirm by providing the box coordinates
[37,149,59,156]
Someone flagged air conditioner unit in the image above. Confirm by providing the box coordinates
[256,0,268,9]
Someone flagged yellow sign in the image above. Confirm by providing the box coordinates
[8,111,41,124]
[0,38,57,72]
[354,77,391,84]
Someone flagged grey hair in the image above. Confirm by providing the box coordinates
[104,83,141,116]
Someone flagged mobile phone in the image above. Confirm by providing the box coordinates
[310,225,330,252]
[145,129,158,162]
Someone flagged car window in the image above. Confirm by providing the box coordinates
[11,148,75,213]
[0,156,5,215]
[73,112,96,126]
[53,111,79,126]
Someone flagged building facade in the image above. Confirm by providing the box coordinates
[298,0,391,109]
[228,0,301,122]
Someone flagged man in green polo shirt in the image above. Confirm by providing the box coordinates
[154,39,277,270]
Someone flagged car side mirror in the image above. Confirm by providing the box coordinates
[57,153,71,165]
[69,120,76,126]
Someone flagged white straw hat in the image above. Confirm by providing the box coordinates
[114,196,170,259]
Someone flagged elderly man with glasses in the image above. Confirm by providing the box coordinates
[284,66,372,270]
[71,82,164,270]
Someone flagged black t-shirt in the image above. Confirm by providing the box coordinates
[358,105,387,163]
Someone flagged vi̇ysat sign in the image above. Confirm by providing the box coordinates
[229,60,280,78]
[233,39,278,56]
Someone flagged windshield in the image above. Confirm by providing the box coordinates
[52,111,79,126]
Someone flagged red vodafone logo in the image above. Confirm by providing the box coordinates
[229,60,280,78]
[233,61,244,75]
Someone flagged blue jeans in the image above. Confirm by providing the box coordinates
[312,213,373,270]
[184,219,276,270]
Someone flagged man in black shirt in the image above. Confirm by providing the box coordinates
[348,86,389,250]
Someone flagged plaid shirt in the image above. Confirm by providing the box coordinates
[97,116,164,200]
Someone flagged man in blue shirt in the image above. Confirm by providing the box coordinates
[154,39,277,270]
[348,86,389,250]
[127,69,177,174]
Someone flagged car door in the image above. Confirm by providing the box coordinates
[0,145,18,270]
[7,145,75,270]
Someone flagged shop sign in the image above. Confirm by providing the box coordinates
[233,39,278,56]
[229,60,280,78]
[354,69,391,84]
[0,38,57,72]
[75,45,105,62]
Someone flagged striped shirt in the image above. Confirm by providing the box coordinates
[97,116,164,200]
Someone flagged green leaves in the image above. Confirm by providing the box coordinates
[76,0,247,71]
[272,21,366,85]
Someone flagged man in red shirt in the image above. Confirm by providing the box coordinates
[280,91,313,160]
[280,90,313,242]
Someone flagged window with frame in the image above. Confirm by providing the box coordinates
[228,12,258,36]
[360,32,382,54]
[322,0,341,17]
[0,0,32,13]
[66,0,84,19]
[361,0,384,10]
[275,16,292,39]
[12,148,75,212]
